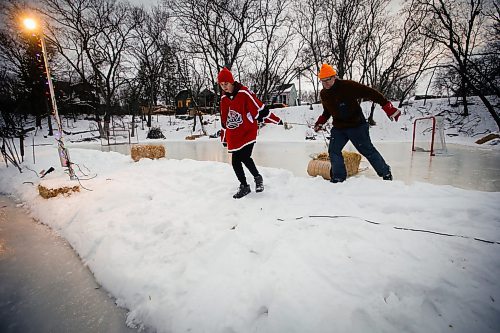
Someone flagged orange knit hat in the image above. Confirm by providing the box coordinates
[217,67,235,83]
[318,64,337,79]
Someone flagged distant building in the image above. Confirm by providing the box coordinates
[175,89,192,115]
[198,88,216,107]
[175,89,217,115]
[54,80,99,114]
[270,83,297,106]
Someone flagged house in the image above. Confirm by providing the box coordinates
[175,89,192,115]
[175,89,218,115]
[54,80,99,114]
[197,88,216,108]
[270,83,297,106]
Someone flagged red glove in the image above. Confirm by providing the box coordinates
[264,112,282,125]
[382,102,401,122]
[314,115,327,132]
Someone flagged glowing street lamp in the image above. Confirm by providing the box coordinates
[22,16,75,180]
[23,18,37,30]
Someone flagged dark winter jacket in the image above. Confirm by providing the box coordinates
[319,79,389,128]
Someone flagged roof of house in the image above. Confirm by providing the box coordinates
[175,89,192,99]
[199,88,215,97]
[272,83,295,94]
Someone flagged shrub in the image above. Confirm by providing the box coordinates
[147,126,165,139]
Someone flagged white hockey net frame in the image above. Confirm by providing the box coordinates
[412,116,447,156]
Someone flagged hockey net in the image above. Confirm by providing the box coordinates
[412,116,447,156]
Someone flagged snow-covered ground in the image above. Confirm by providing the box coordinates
[1,97,499,332]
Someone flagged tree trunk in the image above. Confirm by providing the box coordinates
[131,115,135,137]
[461,79,469,117]
[36,114,42,129]
[463,73,500,131]
[104,113,110,138]
[95,113,104,138]
[474,93,500,131]
[423,67,437,107]
[192,110,197,132]
[47,114,53,136]
[199,113,206,136]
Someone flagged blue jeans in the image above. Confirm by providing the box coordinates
[328,123,390,181]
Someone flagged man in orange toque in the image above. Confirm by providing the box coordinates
[314,63,400,182]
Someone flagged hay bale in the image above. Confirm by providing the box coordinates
[38,183,80,199]
[184,134,204,140]
[307,159,332,180]
[131,144,166,162]
[307,151,361,180]
[475,133,500,144]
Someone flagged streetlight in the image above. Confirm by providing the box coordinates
[295,67,301,106]
[22,16,76,180]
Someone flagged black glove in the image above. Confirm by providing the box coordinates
[257,106,270,123]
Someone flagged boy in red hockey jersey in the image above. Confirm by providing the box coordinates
[218,67,281,198]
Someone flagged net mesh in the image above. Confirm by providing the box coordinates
[413,116,447,155]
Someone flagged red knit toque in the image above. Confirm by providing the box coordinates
[217,67,234,83]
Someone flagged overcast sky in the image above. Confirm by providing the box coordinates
[128,0,157,7]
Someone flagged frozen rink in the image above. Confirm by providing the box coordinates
[91,140,500,192]
[0,197,139,333]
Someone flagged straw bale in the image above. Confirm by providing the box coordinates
[307,151,361,180]
[131,144,166,162]
[38,184,80,199]
[475,133,499,144]
[184,134,204,140]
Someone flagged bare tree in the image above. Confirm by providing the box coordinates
[356,0,439,124]
[168,0,262,86]
[41,0,140,134]
[466,1,500,97]
[131,5,178,127]
[393,35,440,107]
[292,0,326,100]
[357,0,391,85]
[417,0,499,130]
[120,77,143,137]
[432,66,463,98]
[322,0,365,79]
[0,0,54,130]
[246,0,302,103]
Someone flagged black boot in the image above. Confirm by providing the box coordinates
[233,184,251,199]
[382,172,393,181]
[254,175,264,192]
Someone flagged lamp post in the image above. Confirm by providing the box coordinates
[296,68,301,106]
[22,17,75,180]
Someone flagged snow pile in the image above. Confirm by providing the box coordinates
[0,96,499,332]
